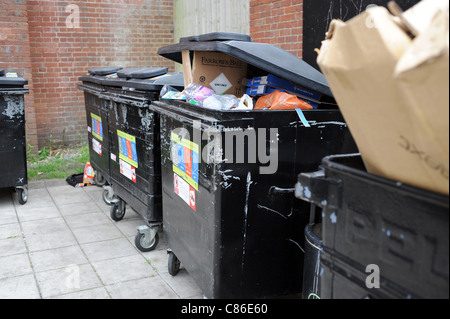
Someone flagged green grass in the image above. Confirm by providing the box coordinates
[27,143,90,180]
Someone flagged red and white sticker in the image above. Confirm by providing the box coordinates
[189,187,196,211]
[120,159,136,183]
[92,138,102,156]
[174,173,196,211]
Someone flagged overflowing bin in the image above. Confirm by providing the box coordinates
[101,68,184,252]
[151,34,358,298]
[78,67,123,191]
[296,154,449,299]
[0,69,29,205]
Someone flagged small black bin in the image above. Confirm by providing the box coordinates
[0,69,29,205]
[296,154,449,299]
[102,68,184,252]
[151,33,358,299]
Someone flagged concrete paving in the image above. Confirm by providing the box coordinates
[0,179,203,299]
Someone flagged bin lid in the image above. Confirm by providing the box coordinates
[117,67,168,79]
[0,71,28,87]
[158,38,332,97]
[104,72,185,92]
[79,66,123,86]
[180,32,253,43]
[88,67,123,76]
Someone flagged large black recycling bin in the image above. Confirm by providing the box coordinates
[296,154,449,299]
[151,34,358,298]
[78,67,123,187]
[102,68,184,252]
[0,69,29,205]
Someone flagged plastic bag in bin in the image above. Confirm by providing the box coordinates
[254,90,314,110]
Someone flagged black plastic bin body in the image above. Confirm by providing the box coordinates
[153,35,359,299]
[103,71,184,224]
[296,154,449,299]
[78,67,123,184]
[0,70,29,204]
[151,99,357,298]
[153,35,359,298]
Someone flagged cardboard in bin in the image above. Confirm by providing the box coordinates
[183,50,248,96]
[317,0,449,195]
[158,35,334,100]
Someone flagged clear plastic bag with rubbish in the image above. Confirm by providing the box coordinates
[160,85,186,100]
[203,94,240,110]
[182,83,253,111]
[182,83,215,106]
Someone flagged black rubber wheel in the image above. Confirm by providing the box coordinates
[135,232,159,252]
[110,201,126,221]
[168,251,181,276]
[17,188,27,205]
[94,171,106,187]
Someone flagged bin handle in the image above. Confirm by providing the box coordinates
[269,186,295,195]
[296,170,342,209]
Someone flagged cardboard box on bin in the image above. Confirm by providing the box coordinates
[182,50,248,97]
[317,0,449,195]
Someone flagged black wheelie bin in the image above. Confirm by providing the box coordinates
[150,34,359,299]
[102,67,184,252]
[296,154,449,299]
[0,69,29,205]
[78,67,123,192]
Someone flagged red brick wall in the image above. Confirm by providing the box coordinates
[5,0,175,149]
[2,0,304,150]
[250,0,303,58]
[0,0,39,151]
[26,0,175,148]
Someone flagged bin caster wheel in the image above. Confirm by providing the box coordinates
[94,170,106,187]
[102,186,117,206]
[16,187,28,205]
[168,251,181,276]
[135,232,159,252]
[110,200,126,221]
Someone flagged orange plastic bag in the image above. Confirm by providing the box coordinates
[254,90,314,110]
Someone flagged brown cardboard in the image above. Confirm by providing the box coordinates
[183,51,248,97]
[182,50,193,88]
[317,1,449,195]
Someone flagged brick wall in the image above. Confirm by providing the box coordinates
[250,0,303,58]
[0,0,39,151]
[27,0,175,148]
[2,0,304,151]
[1,0,175,150]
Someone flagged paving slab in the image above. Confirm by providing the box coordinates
[0,179,203,299]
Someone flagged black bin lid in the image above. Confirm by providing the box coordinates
[117,67,168,79]
[180,32,253,43]
[0,71,28,87]
[158,36,332,98]
[79,66,123,85]
[88,67,123,76]
[104,72,184,91]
